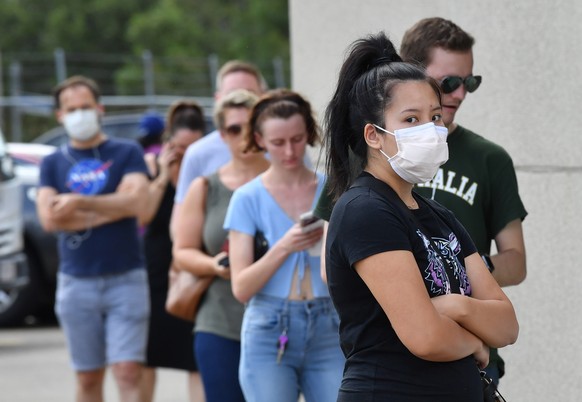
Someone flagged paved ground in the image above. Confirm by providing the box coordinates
[0,324,190,401]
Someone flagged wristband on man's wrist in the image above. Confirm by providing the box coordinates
[481,254,495,273]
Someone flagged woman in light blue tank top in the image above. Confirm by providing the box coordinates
[173,90,269,402]
[224,89,344,402]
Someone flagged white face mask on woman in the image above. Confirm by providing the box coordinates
[63,109,100,142]
[374,122,449,184]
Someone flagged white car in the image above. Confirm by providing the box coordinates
[3,142,58,326]
[8,142,56,199]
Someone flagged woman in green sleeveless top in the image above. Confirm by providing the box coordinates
[173,89,269,402]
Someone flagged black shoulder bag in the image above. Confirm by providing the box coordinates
[254,230,269,261]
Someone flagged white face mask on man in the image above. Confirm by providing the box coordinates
[374,122,449,184]
[63,109,100,142]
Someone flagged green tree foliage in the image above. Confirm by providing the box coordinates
[0,0,289,139]
[0,0,158,53]
[122,0,290,93]
[129,0,291,61]
[0,0,289,92]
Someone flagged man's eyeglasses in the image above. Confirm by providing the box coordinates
[440,75,482,94]
[225,124,243,136]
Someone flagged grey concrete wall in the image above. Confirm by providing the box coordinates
[290,1,582,400]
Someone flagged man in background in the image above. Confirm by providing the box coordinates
[170,60,267,236]
[400,17,528,385]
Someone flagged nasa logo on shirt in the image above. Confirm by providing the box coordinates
[66,158,112,195]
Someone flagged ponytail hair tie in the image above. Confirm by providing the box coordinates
[370,55,401,69]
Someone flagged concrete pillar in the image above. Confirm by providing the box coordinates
[290,1,582,399]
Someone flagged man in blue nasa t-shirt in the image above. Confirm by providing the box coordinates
[37,75,150,402]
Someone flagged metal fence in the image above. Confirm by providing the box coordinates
[0,49,289,142]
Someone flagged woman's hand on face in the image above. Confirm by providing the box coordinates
[279,223,323,253]
[212,251,231,280]
[157,143,179,178]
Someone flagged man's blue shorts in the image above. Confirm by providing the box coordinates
[55,268,150,371]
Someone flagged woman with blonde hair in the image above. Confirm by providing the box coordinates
[173,89,269,402]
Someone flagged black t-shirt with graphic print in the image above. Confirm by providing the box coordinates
[326,172,481,401]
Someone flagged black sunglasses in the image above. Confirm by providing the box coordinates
[440,75,482,94]
[224,124,243,136]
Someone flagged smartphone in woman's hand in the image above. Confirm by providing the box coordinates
[299,211,324,233]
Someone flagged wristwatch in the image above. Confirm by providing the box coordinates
[481,254,495,273]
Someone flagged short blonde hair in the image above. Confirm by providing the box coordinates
[215,60,268,93]
[213,89,259,131]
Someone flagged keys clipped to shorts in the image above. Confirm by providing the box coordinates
[276,330,288,364]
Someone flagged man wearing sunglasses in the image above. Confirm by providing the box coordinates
[171,60,267,237]
[400,17,527,387]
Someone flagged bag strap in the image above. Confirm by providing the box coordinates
[197,175,210,255]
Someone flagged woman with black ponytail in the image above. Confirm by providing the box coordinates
[324,32,519,401]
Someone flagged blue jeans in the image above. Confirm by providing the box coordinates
[239,294,344,402]
[195,332,245,402]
